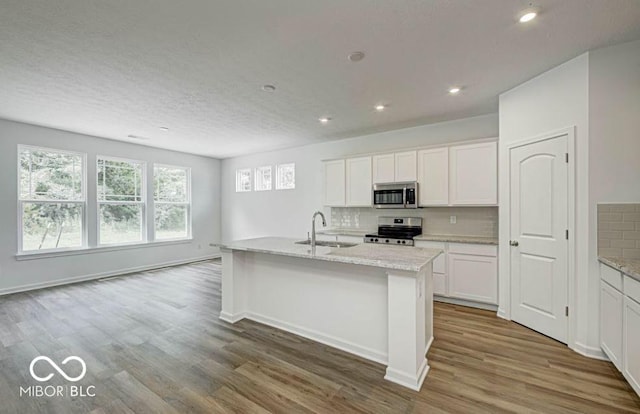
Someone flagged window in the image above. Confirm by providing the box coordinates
[236,168,251,192]
[254,166,272,191]
[19,146,86,252]
[154,165,191,240]
[276,163,295,190]
[97,157,145,245]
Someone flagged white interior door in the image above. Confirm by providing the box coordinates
[510,135,568,343]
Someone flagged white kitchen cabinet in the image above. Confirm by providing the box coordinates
[414,241,446,296]
[449,141,497,205]
[345,157,372,207]
[372,154,395,183]
[323,160,346,206]
[394,151,417,182]
[601,280,624,370]
[372,151,417,183]
[417,147,449,206]
[447,243,498,305]
[623,295,640,395]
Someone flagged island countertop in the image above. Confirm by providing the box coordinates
[213,237,442,272]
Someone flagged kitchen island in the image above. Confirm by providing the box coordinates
[215,237,442,390]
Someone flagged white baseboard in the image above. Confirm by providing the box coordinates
[238,311,388,365]
[497,307,510,320]
[384,358,429,391]
[434,295,499,312]
[0,254,220,296]
[219,311,246,324]
[572,341,609,361]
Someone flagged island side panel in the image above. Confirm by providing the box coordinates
[241,251,390,364]
[220,248,248,323]
[385,266,431,391]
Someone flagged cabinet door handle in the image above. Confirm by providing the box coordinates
[510,240,519,247]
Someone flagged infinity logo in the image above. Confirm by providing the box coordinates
[29,356,87,382]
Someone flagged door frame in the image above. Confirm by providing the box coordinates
[502,126,576,348]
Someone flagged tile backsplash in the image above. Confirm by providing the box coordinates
[598,204,640,259]
[331,207,498,238]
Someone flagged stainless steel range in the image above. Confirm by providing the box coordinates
[364,217,422,246]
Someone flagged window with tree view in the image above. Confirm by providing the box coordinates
[19,146,85,252]
[154,165,191,240]
[97,157,145,245]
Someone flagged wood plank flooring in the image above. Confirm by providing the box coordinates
[0,260,638,413]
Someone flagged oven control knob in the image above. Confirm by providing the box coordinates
[397,240,401,244]
[385,239,389,243]
[402,240,406,244]
[375,238,378,242]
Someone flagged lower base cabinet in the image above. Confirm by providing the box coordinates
[448,252,498,304]
[414,241,498,306]
[624,295,640,394]
[600,280,623,370]
[599,262,640,397]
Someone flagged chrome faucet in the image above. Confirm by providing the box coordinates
[311,211,327,251]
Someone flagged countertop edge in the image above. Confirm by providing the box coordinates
[318,229,498,245]
[598,256,640,282]
[211,241,442,273]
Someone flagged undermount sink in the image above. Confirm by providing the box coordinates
[295,240,358,248]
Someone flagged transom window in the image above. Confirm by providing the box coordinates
[236,168,251,192]
[276,163,295,190]
[18,146,86,252]
[254,166,272,191]
[154,165,191,240]
[97,157,146,245]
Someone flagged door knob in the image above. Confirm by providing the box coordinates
[510,240,519,247]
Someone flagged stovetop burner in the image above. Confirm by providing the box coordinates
[363,217,422,246]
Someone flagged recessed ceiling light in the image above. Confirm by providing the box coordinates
[348,51,365,62]
[375,104,386,112]
[159,127,169,132]
[261,84,276,92]
[127,134,150,140]
[519,8,538,23]
[449,87,461,95]
[319,117,332,124]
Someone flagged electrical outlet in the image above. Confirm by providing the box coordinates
[450,215,457,224]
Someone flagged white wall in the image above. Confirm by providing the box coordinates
[498,53,590,353]
[588,39,640,346]
[0,119,221,294]
[220,114,498,242]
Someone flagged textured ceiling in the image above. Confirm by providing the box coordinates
[1,1,640,158]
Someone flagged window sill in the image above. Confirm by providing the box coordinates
[15,239,194,261]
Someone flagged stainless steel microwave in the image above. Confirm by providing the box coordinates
[372,182,419,209]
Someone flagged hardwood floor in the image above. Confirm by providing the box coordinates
[0,261,638,413]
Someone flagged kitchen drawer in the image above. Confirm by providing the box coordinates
[601,263,623,291]
[624,275,640,304]
[449,243,497,257]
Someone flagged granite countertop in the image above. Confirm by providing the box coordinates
[413,234,499,245]
[318,228,498,245]
[599,256,640,282]
[317,228,372,237]
[213,237,442,272]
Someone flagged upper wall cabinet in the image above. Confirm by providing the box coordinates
[345,156,372,207]
[449,141,497,205]
[372,154,395,183]
[395,151,417,182]
[323,159,346,206]
[417,147,449,206]
[372,151,417,183]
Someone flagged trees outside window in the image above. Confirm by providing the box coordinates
[154,165,191,240]
[97,157,145,245]
[19,146,85,252]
